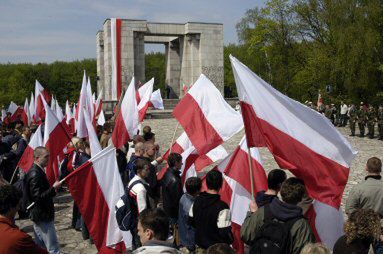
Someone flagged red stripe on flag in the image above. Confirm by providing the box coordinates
[138,103,150,122]
[241,102,349,208]
[173,94,223,155]
[112,112,131,149]
[17,146,34,172]
[194,155,213,172]
[116,19,122,100]
[65,162,114,252]
[224,146,267,195]
[240,101,266,147]
[305,204,321,242]
[162,142,184,161]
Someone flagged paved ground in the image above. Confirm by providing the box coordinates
[16,118,383,253]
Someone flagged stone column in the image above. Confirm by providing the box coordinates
[103,20,112,101]
[134,32,145,86]
[96,31,104,99]
[165,39,181,97]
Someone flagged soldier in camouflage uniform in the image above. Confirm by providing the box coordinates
[366,105,377,139]
[348,104,357,136]
[356,104,366,137]
[378,105,383,140]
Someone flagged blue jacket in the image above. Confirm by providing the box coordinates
[178,193,196,250]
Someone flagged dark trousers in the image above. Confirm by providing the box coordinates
[130,225,141,250]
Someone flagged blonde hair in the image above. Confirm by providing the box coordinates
[300,243,330,254]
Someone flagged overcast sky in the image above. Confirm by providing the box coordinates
[0,0,265,63]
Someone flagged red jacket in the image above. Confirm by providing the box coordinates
[0,217,48,254]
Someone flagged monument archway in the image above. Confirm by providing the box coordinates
[96,19,224,101]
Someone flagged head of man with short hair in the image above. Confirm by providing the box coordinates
[267,169,287,192]
[185,177,202,197]
[142,125,152,135]
[280,177,306,205]
[143,142,156,159]
[136,158,150,179]
[0,185,22,219]
[134,142,145,157]
[206,170,223,192]
[34,146,50,168]
[167,153,183,170]
[22,126,32,139]
[207,243,235,254]
[143,132,155,143]
[137,208,169,245]
[366,157,382,175]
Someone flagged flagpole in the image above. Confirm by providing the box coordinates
[169,122,180,153]
[247,147,255,200]
[27,176,67,210]
[9,166,19,184]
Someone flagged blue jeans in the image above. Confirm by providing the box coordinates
[375,240,383,254]
[33,220,60,254]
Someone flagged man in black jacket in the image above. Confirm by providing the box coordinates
[25,146,61,254]
[189,170,233,252]
[161,153,183,223]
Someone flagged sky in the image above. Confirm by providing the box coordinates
[0,0,265,64]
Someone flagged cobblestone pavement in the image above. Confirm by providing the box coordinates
[16,118,383,253]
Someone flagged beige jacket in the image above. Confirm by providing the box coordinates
[345,176,383,217]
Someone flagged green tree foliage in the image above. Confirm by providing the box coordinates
[145,52,166,93]
[0,59,96,107]
[233,0,383,104]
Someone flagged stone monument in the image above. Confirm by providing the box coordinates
[96,19,224,101]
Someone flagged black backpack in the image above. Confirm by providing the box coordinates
[250,205,303,254]
[115,180,143,231]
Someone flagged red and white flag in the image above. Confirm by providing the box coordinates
[55,100,64,122]
[213,138,267,254]
[35,80,51,120]
[97,109,106,127]
[65,146,129,253]
[76,71,88,138]
[29,93,36,123]
[162,132,193,161]
[42,98,71,185]
[111,18,123,100]
[173,74,243,155]
[95,88,103,118]
[149,89,164,110]
[230,55,357,249]
[17,125,43,172]
[8,101,23,123]
[112,77,139,149]
[86,77,95,120]
[65,100,75,134]
[84,109,102,157]
[22,98,31,126]
[137,78,154,122]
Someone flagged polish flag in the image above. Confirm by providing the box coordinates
[86,77,95,120]
[8,101,23,123]
[65,146,129,252]
[212,139,267,254]
[76,72,89,138]
[230,55,357,249]
[162,132,193,161]
[95,88,103,118]
[29,93,36,123]
[42,98,71,185]
[112,77,139,149]
[84,109,102,157]
[55,100,64,122]
[111,18,123,100]
[17,125,43,172]
[1,109,6,122]
[35,80,51,120]
[65,100,75,134]
[50,97,56,112]
[149,89,164,110]
[137,78,154,122]
[97,109,106,127]
[173,74,243,155]
[22,98,31,126]
[181,145,228,185]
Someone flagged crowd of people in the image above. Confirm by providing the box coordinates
[306,101,383,139]
[0,110,383,254]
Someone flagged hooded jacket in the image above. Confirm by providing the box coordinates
[241,198,315,254]
[189,192,233,249]
[132,240,182,254]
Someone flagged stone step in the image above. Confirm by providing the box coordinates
[146,109,173,119]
